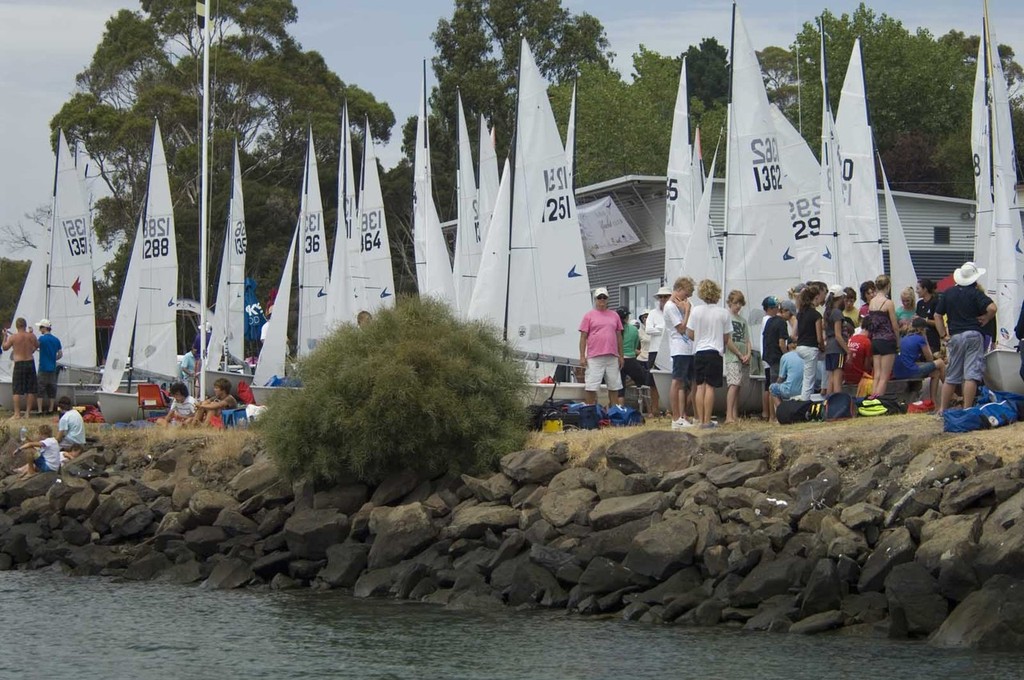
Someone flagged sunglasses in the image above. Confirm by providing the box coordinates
[596,295,608,300]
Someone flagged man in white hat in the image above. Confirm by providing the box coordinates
[934,262,996,412]
[578,287,623,407]
[35,318,63,415]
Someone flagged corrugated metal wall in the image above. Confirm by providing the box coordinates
[577,177,978,291]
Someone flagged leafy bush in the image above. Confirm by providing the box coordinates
[257,296,529,484]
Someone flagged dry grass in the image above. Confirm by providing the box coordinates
[96,425,257,466]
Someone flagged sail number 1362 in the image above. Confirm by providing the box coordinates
[750,137,782,193]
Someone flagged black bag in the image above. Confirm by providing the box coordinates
[776,399,822,424]
[824,392,855,420]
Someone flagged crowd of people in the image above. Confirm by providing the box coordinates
[577,260,1018,429]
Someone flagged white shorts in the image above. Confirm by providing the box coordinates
[585,355,623,392]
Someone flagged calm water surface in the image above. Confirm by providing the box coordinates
[0,569,1019,679]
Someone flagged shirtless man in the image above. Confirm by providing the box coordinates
[2,318,39,418]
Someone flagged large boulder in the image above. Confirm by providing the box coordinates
[203,558,253,590]
[124,552,173,581]
[575,556,648,598]
[460,473,515,502]
[213,509,259,536]
[110,505,155,539]
[706,460,769,489]
[369,470,420,506]
[500,449,563,484]
[931,575,1024,650]
[939,467,1024,515]
[799,558,842,618]
[188,490,239,526]
[840,502,885,531]
[730,556,806,607]
[622,518,698,580]
[858,527,916,593]
[64,486,99,519]
[446,504,519,539]
[313,485,368,515]
[974,521,1024,582]
[884,562,947,637]
[789,610,845,635]
[318,543,370,588]
[89,488,143,535]
[4,472,58,507]
[367,503,437,569]
[283,509,349,560]
[589,492,670,531]
[604,431,696,475]
[915,514,981,575]
[227,457,279,500]
[539,488,598,528]
[721,432,772,462]
[184,526,228,559]
[576,518,653,563]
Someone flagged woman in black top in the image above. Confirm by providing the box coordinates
[915,278,941,351]
[794,287,823,400]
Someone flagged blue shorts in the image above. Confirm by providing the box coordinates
[672,355,694,387]
[825,353,845,372]
[34,455,53,473]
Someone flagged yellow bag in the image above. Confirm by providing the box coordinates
[856,376,874,398]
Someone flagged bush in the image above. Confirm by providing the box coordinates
[257,296,529,484]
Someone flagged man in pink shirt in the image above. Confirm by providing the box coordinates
[579,287,624,407]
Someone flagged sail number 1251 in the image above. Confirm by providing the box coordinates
[542,166,573,223]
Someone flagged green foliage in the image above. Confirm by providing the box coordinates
[0,259,31,326]
[52,1,395,316]
[257,296,530,484]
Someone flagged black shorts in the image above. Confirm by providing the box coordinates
[672,355,694,387]
[825,353,846,372]
[37,371,58,399]
[694,350,724,388]
[647,351,658,372]
[12,360,37,396]
[871,339,898,356]
[618,358,649,396]
[764,365,776,393]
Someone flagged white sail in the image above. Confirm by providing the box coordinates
[466,159,512,326]
[565,81,577,181]
[325,102,360,327]
[880,161,917,300]
[296,130,329,355]
[452,94,481,316]
[808,26,840,285]
[505,38,592,361]
[209,140,246,367]
[0,257,48,382]
[988,24,1023,348]
[724,7,809,309]
[356,118,397,313]
[253,227,297,385]
[99,217,142,393]
[682,148,721,290]
[971,30,994,276]
[47,129,96,369]
[413,72,456,305]
[478,117,500,246]
[835,38,884,286]
[663,57,696,283]
[133,121,179,380]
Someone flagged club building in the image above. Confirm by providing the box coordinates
[574,174,988,317]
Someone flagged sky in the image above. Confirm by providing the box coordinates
[0,0,1021,265]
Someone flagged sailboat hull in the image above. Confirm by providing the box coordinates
[250,385,299,405]
[984,348,1024,394]
[203,369,252,398]
[97,391,140,424]
[0,380,98,410]
[651,369,764,416]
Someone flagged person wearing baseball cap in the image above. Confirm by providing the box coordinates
[579,287,623,407]
[35,319,63,415]
[935,262,996,412]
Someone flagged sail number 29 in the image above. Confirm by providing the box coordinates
[750,137,782,192]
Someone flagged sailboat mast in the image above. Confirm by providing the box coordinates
[45,132,63,318]
[502,49,523,344]
[721,2,736,298]
[982,8,996,205]
[820,16,842,285]
[198,0,211,397]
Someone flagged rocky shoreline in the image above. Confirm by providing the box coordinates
[2,427,1024,650]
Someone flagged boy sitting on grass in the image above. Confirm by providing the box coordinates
[191,378,238,428]
[156,382,198,427]
[12,423,62,476]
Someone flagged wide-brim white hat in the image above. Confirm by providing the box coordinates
[953,261,986,286]
[655,286,672,297]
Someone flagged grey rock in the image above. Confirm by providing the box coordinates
[589,492,670,530]
[367,503,436,569]
[460,473,516,502]
[576,556,647,598]
[604,431,695,474]
[858,527,916,593]
[369,470,420,506]
[213,509,259,536]
[446,504,519,539]
[538,488,597,528]
[840,502,885,531]
[939,467,1024,516]
[500,449,563,484]
[788,470,842,519]
[313,484,368,515]
[983,487,1024,535]
[789,609,845,634]
[576,518,663,563]
[228,457,279,501]
[930,575,1024,650]
[188,490,239,526]
[203,558,252,590]
[800,558,842,618]
[64,486,99,519]
[124,552,172,581]
[4,472,58,506]
[89,488,142,534]
[731,556,806,607]
[706,460,769,489]
[257,507,288,538]
[318,543,369,588]
[67,543,131,576]
[885,562,947,637]
[283,510,349,560]
[288,558,326,581]
[548,468,597,493]
[722,432,772,462]
[353,566,400,598]
[915,513,981,575]
[675,598,724,626]
[251,551,293,579]
[110,505,155,539]
[184,526,227,559]
[975,521,1024,582]
[60,518,91,546]
[788,454,829,487]
[623,517,698,580]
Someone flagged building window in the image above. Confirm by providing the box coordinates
[934,226,950,245]
[619,279,662,319]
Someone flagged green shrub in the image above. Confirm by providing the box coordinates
[257,296,529,484]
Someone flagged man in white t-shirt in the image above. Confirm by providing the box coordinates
[56,396,86,458]
[644,286,671,371]
[664,277,695,429]
[686,279,731,428]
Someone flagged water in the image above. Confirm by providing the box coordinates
[0,569,1020,679]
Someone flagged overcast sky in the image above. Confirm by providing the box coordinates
[0,0,1021,264]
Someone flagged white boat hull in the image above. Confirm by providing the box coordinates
[524,382,591,406]
[0,380,99,410]
[651,369,764,416]
[97,390,141,424]
[985,348,1024,394]
[250,385,300,405]
[203,369,253,398]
